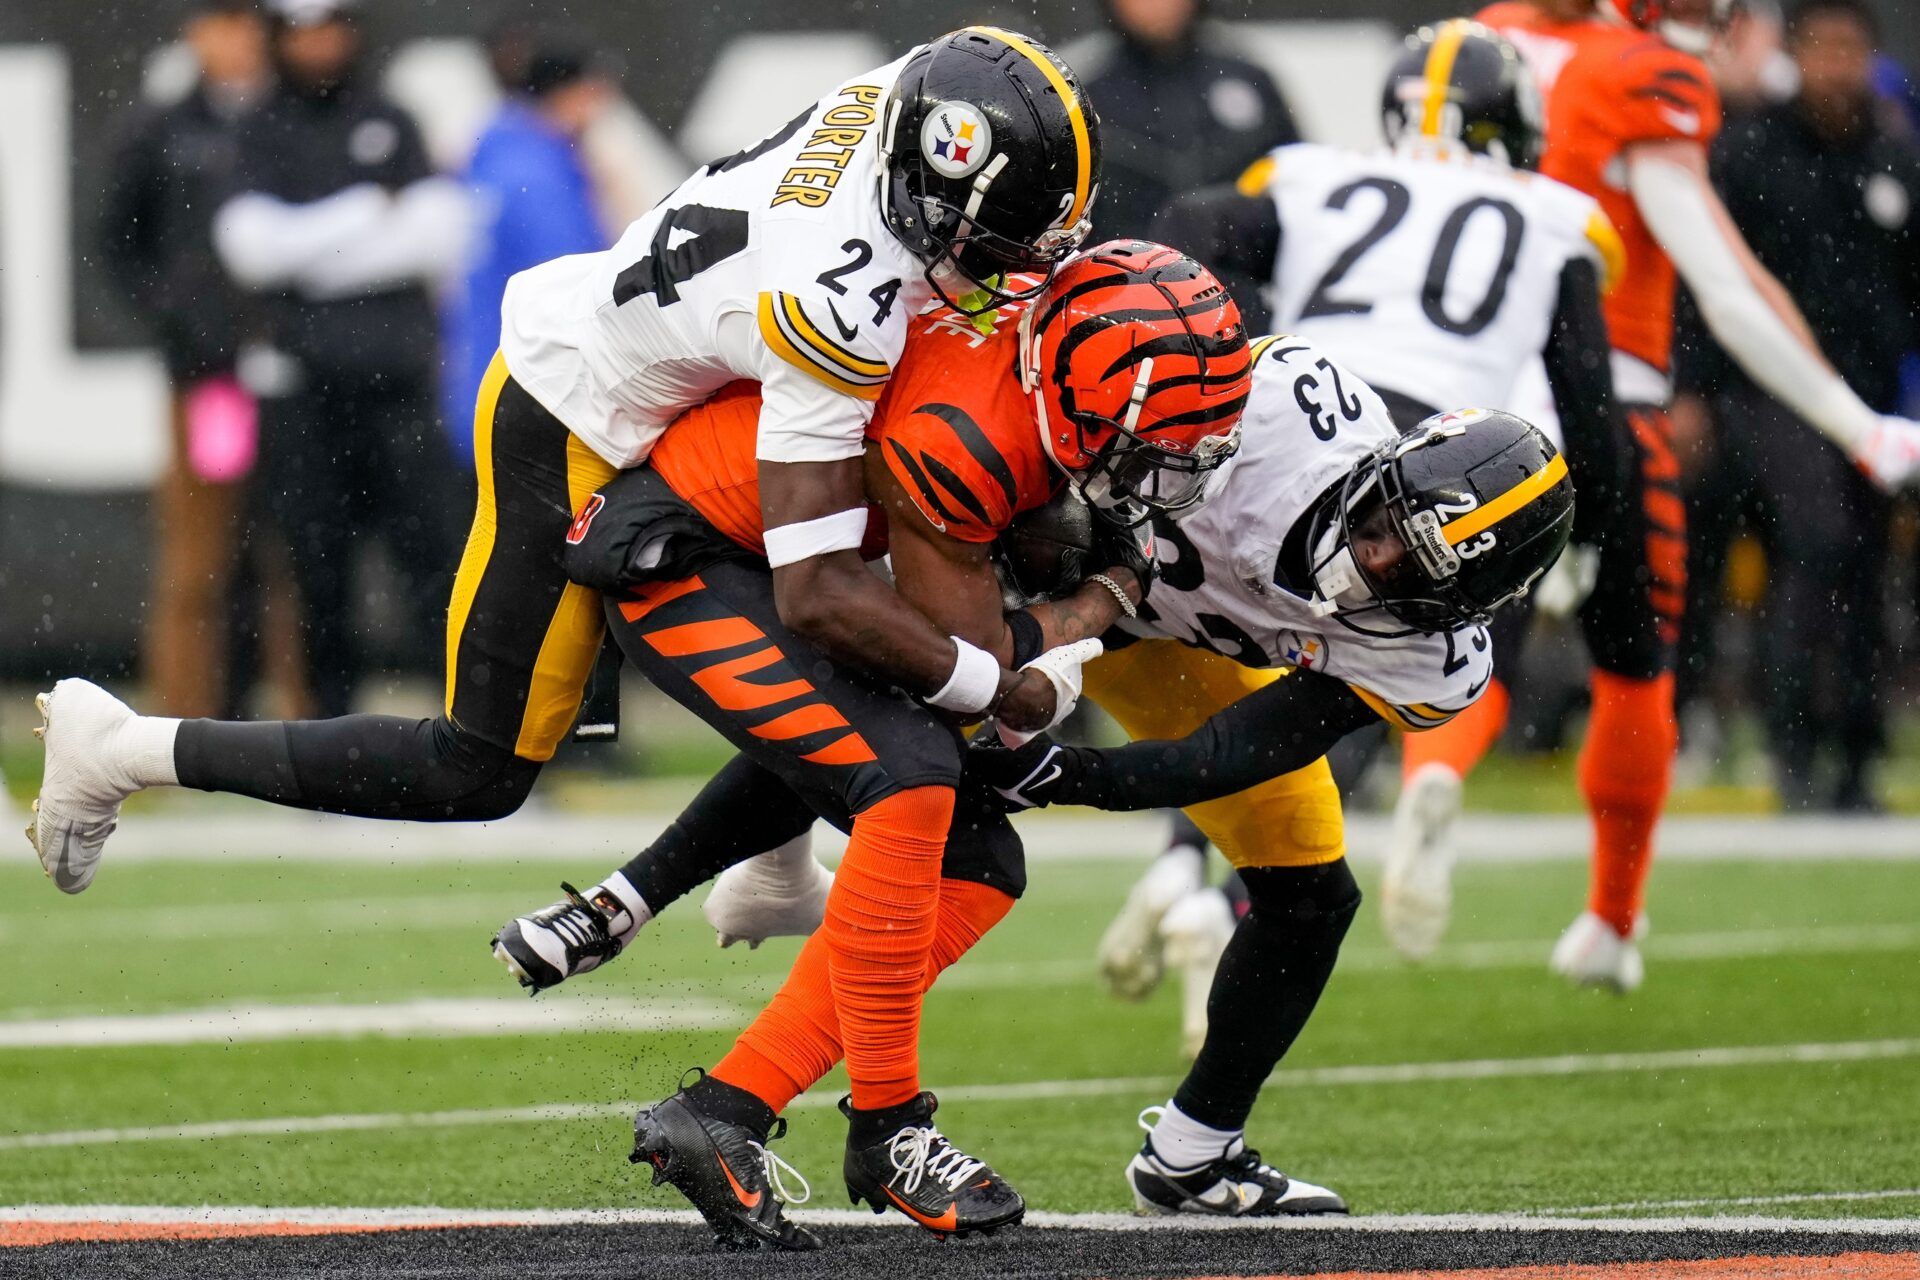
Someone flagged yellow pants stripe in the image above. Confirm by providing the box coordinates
[515,435,617,759]
[444,352,511,720]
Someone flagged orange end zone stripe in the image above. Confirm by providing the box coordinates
[1197,1250,1920,1280]
[0,1220,464,1248]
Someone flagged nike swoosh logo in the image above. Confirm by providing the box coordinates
[824,298,860,343]
[1465,670,1491,701]
[1659,106,1701,135]
[884,1187,958,1232]
[48,831,90,892]
[716,1154,762,1209]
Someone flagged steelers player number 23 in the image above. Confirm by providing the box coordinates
[1299,177,1525,338]
[1138,517,1270,667]
[611,204,750,307]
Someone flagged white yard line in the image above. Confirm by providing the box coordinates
[5,1037,1917,1152]
[38,809,1920,866]
[1538,1188,1920,1215]
[0,1203,1915,1235]
[0,996,740,1049]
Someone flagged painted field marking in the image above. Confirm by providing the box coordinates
[1540,1188,1920,1216]
[0,995,740,1049]
[5,1037,1917,1152]
[2,1203,1917,1237]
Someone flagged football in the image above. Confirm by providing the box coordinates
[992,485,1098,605]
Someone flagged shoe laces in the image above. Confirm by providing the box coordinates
[888,1124,984,1195]
[534,884,611,950]
[752,1141,812,1206]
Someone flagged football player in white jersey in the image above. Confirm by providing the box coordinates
[509,331,1575,1219]
[1125,22,1628,964]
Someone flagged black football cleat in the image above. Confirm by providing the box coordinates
[841,1092,1024,1239]
[1126,1134,1348,1217]
[492,882,626,994]
[631,1083,817,1252]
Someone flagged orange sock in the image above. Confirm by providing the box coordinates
[819,786,955,1110]
[1578,670,1676,936]
[1402,678,1512,781]
[713,878,1014,1113]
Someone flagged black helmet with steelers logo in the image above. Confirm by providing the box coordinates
[1315,408,1573,634]
[1381,20,1543,171]
[881,27,1101,313]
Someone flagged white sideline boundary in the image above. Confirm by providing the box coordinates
[5,1037,1917,1152]
[51,809,1920,865]
[1542,1189,1920,1216]
[2,1203,1917,1236]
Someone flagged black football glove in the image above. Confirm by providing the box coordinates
[968,730,1073,811]
[1089,514,1157,603]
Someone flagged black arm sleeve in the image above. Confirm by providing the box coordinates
[1049,667,1378,811]
[1543,256,1630,548]
[1151,185,1280,335]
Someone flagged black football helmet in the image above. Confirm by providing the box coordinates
[881,27,1101,313]
[1308,408,1574,634]
[1381,20,1543,171]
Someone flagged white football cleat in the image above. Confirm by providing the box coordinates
[1126,1111,1347,1217]
[1550,910,1647,994]
[703,832,832,948]
[29,679,169,895]
[1380,763,1464,961]
[1159,888,1235,1060]
[1097,850,1205,1001]
[1855,414,1920,492]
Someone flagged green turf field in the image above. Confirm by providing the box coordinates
[1,836,1917,1221]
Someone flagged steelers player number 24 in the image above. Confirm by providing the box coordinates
[1298,177,1524,338]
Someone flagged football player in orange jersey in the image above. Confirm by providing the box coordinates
[1383,0,1920,991]
[496,241,1251,1249]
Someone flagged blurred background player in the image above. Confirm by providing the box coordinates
[1382,0,1920,992]
[1075,0,1300,237]
[98,0,270,721]
[1115,21,1626,996]
[213,0,469,718]
[440,36,617,462]
[1675,0,1920,812]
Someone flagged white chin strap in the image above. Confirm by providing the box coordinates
[1308,520,1373,618]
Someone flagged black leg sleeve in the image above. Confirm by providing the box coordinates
[1172,859,1362,1132]
[615,753,823,914]
[174,714,541,822]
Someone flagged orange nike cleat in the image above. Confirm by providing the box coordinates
[630,1077,817,1251]
[840,1092,1024,1239]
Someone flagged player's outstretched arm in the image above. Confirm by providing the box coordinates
[1628,141,1920,487]
[759,456,1069,732]
[971,667,1378,812]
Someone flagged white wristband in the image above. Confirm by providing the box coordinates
[763,508,869,569]
[926,637,1003,714]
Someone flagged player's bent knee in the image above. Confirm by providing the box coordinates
[414,717,544,820]
[1240,858,1363,945]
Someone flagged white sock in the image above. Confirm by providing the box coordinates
[118,716,182,789]
[1147,1101,1241,1170]
[589,871,654,947]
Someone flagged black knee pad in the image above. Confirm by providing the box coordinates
[1239,859,1362,947]
[424,717,542,820]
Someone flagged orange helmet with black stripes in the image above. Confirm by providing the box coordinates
[1017,240,1251,526]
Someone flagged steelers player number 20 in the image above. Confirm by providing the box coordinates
[612,204,750,307]
[1299,177,1524,338]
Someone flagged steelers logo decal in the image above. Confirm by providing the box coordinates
[921,100,992,179]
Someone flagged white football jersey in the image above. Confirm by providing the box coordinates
[1257,141,1614,420]
[1119,335,1493,728]
[501,54,928,468]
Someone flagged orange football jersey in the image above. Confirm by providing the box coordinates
[1479,3,1722,373]
[647,307,1060,557]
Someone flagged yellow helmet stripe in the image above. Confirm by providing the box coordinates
[973,26,1093,228]
[1441,450,1569,546]
[1420,20,1473,138]
[1249,334,1286,363]
[1235,153,1278,197]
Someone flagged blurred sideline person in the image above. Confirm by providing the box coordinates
[1676,0,1920,811]
[213,0,469,716]
[1077,0,1299,238]
[505,244,1248,1247]
[442,39,616,460]
[1134,21,1627,979]
[1379,0,1920,993]
[98,0,269,719]
[32,25,1105,1245]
